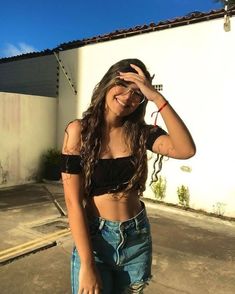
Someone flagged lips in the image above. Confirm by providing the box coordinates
[115,98,129,108]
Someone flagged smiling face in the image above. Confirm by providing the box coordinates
[89,59,151,124]
[105,81,145,118]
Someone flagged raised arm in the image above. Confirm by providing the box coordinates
[61,120,102,293]
[149,94,196,159]
[118,64,196,159]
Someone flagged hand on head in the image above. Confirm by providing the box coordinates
[118,64,158,102]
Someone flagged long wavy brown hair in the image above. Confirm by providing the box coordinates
[80,58,161,197]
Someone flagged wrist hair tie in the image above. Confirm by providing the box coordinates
[151,100,169,127]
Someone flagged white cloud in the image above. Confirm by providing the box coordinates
[2,42,38,57]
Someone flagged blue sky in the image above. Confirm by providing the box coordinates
[0,0,223,58]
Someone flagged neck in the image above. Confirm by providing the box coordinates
[104,112,123,131]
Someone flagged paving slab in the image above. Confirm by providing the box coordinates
[1,183,235,294]
[0,183,65,253]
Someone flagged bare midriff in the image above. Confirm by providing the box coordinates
[85,191,142,221]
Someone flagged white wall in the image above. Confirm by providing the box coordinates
[57,49,79,148]
[0,92,57,187]
[58,16,235,217]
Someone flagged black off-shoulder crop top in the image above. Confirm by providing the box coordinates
[61,125,167,197]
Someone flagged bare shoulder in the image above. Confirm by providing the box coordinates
[65,119,82,136]
[62,119,82,155]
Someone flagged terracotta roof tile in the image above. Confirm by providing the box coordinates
[1,6,235,63]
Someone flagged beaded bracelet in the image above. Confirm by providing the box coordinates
[151,100,169,127]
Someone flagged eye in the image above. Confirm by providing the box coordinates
[134,90,143,97]
[132,90,143,99]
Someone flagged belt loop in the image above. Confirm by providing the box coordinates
[98,218,105,231]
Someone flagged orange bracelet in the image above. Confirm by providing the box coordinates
[158,100,168,112]
[151,100,169,127]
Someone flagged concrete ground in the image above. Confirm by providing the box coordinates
[0,183,235,294]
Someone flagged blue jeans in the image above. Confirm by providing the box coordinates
[71,201,152,294]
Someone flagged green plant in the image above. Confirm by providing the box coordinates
[41,148,61,180]
[0,161,8,184]
[177,185,190,208]
[213,0,235,8]
[42,148,61,165]
[151,176,167,200]
[212,202,226,216]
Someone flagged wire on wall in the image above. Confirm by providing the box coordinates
[53,52,77,95]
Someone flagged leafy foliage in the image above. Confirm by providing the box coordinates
[212,202,226,216]
[42,148,61,165]
[41,148,61,180]
[214,0,235,8]
[151,176,167,200]
[177,185,190,208]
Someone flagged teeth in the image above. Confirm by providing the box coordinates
[116,98,127,107]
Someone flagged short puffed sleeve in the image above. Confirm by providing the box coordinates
[146,126,167,151]
[60,154,83,174]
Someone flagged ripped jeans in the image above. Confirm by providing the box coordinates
[71,201,152,294]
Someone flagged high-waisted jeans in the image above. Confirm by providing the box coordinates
[71,201,152,294]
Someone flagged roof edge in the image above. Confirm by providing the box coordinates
[0,49,54,64]
[1,6,234,63]
[55,7,235,51]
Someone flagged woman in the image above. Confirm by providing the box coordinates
[61,58,196,294]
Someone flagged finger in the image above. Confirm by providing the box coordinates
[119,70,144,82]
[119,74,145,86]
[78,288,87,294]
[94,287,101,294]
[119,71,140,78]
[130,63,145,77]
[78,288,88,294]
[119,72,144,82]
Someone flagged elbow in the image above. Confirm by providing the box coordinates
[189,141,197,158]
[182,145,196,159]
[173,143,196,159]
[184,150,196,159]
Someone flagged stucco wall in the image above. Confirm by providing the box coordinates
[0,55,58,97]
[0,92,57,187]
[57,50,79,145]
[57,17,235,217]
